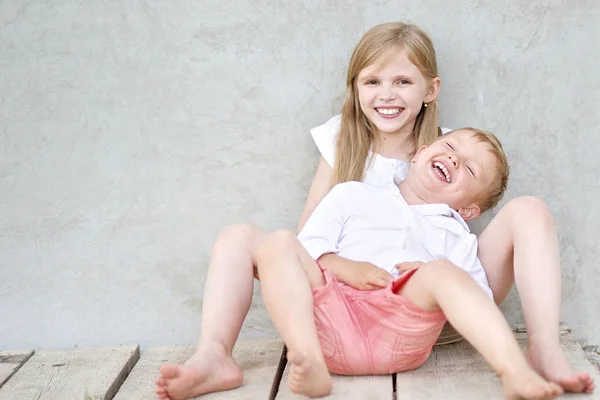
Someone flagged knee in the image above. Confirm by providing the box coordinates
[254,229,298,263]
[414,260,469,284]
[214,223,260,246]
[503,196,555,230]
[212,223,263,256]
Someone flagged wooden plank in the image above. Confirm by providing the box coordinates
[277,371,392,399]
[434,322,572,346]
[515,331,600,399]
[394,327,600,399]
[512,322,572,335]
[0,350,34,388]
[0,345,139,400]
[113,345,194,400]
[114,339,284,400]
[204,339,283,400]
[584,346,600,372]
[397,339,503,400]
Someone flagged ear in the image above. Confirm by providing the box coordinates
[411,145,429,163]
[457,203,481,221]
[424,76,441,103]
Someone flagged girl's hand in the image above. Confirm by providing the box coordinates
[394,261,425,273]
[340,261,393,290]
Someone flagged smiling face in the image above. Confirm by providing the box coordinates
[356,48,440,139]
[403,129,501,220]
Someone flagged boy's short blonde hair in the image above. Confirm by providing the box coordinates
[445,128,510,213]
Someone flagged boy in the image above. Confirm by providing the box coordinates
[157,128,566,400]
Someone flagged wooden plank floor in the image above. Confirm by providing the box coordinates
[114,344,195,400]
[278,373,392,400]
[0,345,139,400]
[0,350,34,388]
[115,339,283,400]
[0,327,598,399]
[395,327,600,400]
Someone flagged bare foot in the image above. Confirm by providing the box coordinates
[527,342,595,393]
[154,349,243,400]
[502,365,563,400]
[287,351,333,398]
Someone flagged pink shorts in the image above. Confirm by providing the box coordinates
[313,265,447,375]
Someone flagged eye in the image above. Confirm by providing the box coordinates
[365,79,379,85]
[398,79,411,85]
[467,165,475,177]
[445,142,455,150]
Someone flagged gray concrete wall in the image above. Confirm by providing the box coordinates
[1,0,599,350]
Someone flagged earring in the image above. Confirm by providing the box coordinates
[423,103,428,108]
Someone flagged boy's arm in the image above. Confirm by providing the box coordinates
[298,183,392,290]
[318,253,392,290]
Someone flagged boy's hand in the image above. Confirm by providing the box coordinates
[395,261,425,273]
[339,261,393,291]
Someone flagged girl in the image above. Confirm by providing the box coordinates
[155,22,593,399]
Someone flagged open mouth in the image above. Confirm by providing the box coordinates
[375,108,404,117]
[432,161,451,183]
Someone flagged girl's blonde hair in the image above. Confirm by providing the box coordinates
[333,22,440,184]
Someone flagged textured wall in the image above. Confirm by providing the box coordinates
[1,1,599,349]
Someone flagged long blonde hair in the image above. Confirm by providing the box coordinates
[333,22,440,184]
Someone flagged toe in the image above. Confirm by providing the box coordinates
[296,364,308,376]
[550,382,563,396]
[558,375,585,392]
[156,391,170,400]
[159,364,180,379]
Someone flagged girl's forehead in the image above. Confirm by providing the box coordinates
[359,48,420,77]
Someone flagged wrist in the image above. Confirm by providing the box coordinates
[317,253,345,280]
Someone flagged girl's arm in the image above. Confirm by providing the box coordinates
[297,156,335,232]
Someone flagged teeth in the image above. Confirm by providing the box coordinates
[377,108,400,115]
[433,161,451,183]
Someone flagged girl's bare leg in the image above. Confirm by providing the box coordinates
[401,260,563,400]
[156,224,266,400]
[478,196,594,393]
[256,230,332,398]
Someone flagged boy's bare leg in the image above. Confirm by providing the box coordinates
[256,230,332,398]
[156,224,265,400]
[478,196,594,393]
[400,260,563,400]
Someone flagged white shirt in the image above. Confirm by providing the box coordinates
[310,115,452,187]
[297,181,493,299]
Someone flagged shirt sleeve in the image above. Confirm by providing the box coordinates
[446,231,494,299]
[297,183,346,260]
[309,115,341,167]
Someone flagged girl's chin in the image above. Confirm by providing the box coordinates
[373,124,407,135]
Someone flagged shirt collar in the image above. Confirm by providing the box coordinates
[410,203,471,232]
[386,183,471,232]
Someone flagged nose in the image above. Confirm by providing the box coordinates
[378,85,396,101]
[448,154,459,168]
